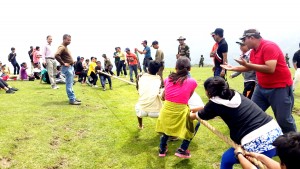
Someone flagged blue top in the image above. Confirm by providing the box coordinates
[144,46,151,58]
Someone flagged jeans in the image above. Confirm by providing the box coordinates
[100,75,111,87]
[117,60,127,76]
[159,122,201,152]
[46,59,57,87]
[61,66,76,102]
[129,65,138,81]
[220,147,276,169]
[11,61,20,75]
[251,85,297,133]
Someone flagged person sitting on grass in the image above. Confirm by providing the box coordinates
[33,63,42,79]
[234,132,300,169]
[95,61,112,91]
[135,60,162,129]
[190,76,283,169]
[20,62,34,81]
[156,57,198,159]
[0,78,18,94]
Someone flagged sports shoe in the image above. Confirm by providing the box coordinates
[92,85,98,88]
[6,89,15,94]
[69,101,81,105]
[10,87,18,91]
[159,147,168,157]
[175,148,191,158]
[52,86,59,89]
[75,99,81,102]
[102,87,106,91]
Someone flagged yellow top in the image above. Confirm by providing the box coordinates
[87,62,97,76]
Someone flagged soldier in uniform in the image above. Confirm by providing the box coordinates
[199,55,204,67]
[176,36,190,60]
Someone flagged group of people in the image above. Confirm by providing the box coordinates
[1,28,300,169]
[134,28,299,169]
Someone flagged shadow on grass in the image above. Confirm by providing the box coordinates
[41,101,70,106]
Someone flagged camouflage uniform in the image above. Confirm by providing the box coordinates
[177,43,190,60]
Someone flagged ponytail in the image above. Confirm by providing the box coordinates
[204,76,235,100]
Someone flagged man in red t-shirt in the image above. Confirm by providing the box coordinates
[125,48,138,82]
[221,29,297,133]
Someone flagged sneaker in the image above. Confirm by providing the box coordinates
[75,99,81,102]
[175,148,191,159]
[69,101,81,105]
[159,147,168,157]
[102,87,106,91]
[52,86,59,89]
[92,85,99,88]
[168,136,179,141]
[6,89,15,94]
[86,81,92,86]
[10,87,18,91]
[130,79,134,83]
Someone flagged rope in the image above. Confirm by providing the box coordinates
[195,116,266,169]
[99,71,136,86]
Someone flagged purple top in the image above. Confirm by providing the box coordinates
[20,67,28,80]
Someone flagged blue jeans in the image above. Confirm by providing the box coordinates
[251,85,297,133]
[220,147,276,169]
[129,65,138,81]
[159,122,200,151]
[214,66,222,77]
[100,75,111,87]
[61,66,76,102]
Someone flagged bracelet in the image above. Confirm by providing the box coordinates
[235,152,244,159]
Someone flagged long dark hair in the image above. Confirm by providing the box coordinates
[168,57,190,85]
[204,76,235,100]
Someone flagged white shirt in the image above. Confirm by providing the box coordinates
[43,43,54,60]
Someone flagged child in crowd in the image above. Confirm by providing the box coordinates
[156,57,198,158]
[87,57,98,87]
[33,63,42,79]
[190,76,283,169]
[0,78,18,94]
[95,61,112,91]
[20,62,28,80]
[135,61,162,129]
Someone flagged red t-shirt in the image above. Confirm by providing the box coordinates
[126,52,138,65]
[249,39,292,88]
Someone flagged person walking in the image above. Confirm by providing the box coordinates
[8,47,20,75]
[43,35,59,89]
[199,55,204,67]
[115,47,127,77]
[55,34,81,105]
[222,29,297,133]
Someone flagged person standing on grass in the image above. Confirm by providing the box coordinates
[135,61,162,129]
[55,34,81,105]
[28,46,34,71]
[33,46,42,65]
[8,47,20,75]
[151,40,164,88]
[292,43,300,91]
[190,76,283,169]
[229,41,256,99]
[115,47,127,77]
[125,48,138,82]
[113,47,123,76]
[176,36,190,60]
[87,57,98,88]
[211,28,228,78]
[135,40,152,73]
[43,35,59,89]
[199,55,204,67]
[156,57,197,159]
[221,29,297,133]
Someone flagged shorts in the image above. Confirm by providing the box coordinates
[135,104,159,118]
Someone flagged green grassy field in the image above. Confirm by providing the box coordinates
[0,67,299,169]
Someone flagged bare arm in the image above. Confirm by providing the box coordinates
[294,62,297,70]
[236,58,277,74]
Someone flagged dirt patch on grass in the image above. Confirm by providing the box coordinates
[77,129,88,139]
[50,136,60,149]
[0,157,12,168]
[46,157,68,169]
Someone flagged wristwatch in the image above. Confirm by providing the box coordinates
[235,152,244,159]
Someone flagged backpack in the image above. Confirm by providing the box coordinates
[41,69,50,84]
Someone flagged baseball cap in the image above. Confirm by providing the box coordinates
[239,29,260,40]
[236,41,245,46]
[151,40,158,47]
[141,40,147,44]
[125,48,130,52]
[211,28,224,37]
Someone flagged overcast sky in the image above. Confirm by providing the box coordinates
[0,0,299,68]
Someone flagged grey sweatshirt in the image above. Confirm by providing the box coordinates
[231,50,256,82]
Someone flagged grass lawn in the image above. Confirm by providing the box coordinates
[0,67,299,169]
